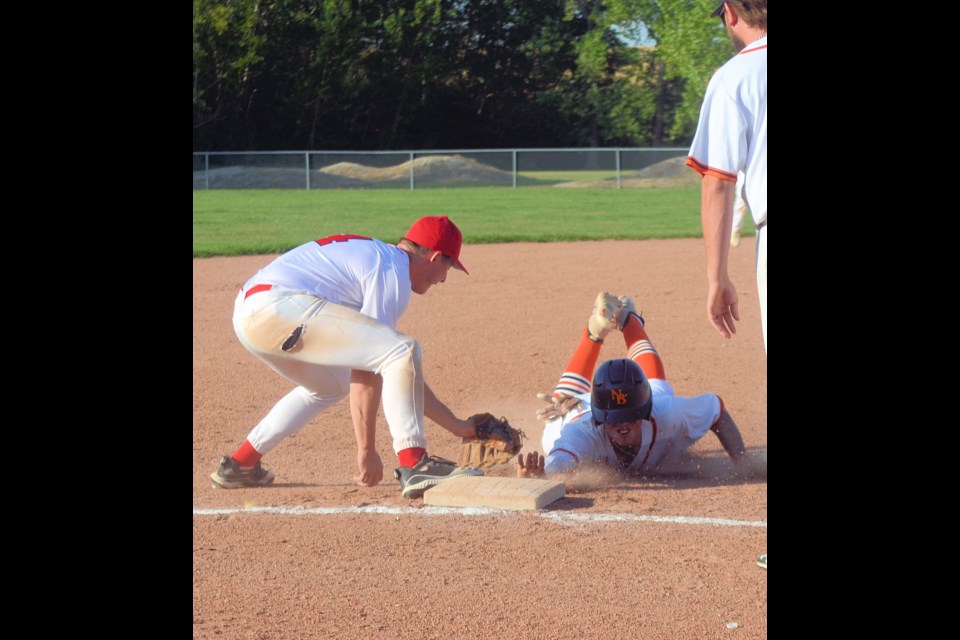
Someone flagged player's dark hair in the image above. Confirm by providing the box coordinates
[728,1,767,31]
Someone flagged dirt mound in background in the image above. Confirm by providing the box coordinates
[195,166,371,189]
[321,154,513,183]
[625,155,701,186]
[555,156,700,188]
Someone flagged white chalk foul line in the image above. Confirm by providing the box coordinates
[193,505,766,528]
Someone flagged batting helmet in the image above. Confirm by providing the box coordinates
[591,359,652,424]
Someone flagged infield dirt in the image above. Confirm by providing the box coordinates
[193,238,767,639]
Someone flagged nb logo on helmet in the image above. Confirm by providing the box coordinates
[611,390,628,406]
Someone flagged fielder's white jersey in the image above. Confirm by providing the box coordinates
[242,235,412,329]
[541,379,721,476]
[687,35,767,228]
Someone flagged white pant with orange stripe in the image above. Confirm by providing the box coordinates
[231,287,426,456]
[756,223,766,354]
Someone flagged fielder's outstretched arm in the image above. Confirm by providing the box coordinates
[423,382,474,438]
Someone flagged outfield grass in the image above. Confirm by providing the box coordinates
[193,187,755,257]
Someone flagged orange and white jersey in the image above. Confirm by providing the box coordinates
[686,35,767,228]
[541,379,722,476]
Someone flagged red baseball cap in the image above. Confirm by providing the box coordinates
[404,215,469,274]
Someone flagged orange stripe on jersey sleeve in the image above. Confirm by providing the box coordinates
[685,157,737,182]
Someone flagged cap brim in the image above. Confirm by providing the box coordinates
[453,259,469,275]
[710,3,724,17]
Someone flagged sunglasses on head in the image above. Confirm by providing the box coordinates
[711,2,727,24]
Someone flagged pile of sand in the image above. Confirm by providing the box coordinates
[554,156,699,188]
[320,154,513,182]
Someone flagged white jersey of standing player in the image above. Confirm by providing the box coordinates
[687,37,767,228]
[541,380,722,476]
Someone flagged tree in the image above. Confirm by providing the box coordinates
[193,0,734,150]
[193,0,268,149]
[606,0,734,143]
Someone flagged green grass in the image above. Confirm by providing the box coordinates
[518,170,617,181]
[193,187,755,257]
[514,170,622,185]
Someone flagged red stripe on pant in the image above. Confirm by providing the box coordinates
[244,284,273,300]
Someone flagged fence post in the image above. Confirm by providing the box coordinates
[616,149,621,189]
[305,152,311,190]
[512,150,517,188]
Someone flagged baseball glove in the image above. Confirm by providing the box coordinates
[458,413,525,469]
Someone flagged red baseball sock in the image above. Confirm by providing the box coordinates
[398,447,426,468]
[231,440,262,467]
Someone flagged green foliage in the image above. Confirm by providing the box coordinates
[616,0,734,140]
[193,0,735,150]
[193,0,268,135]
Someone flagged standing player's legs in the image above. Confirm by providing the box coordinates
[756,224,767,354]
[731,193,746,248]
[755,223,767,569]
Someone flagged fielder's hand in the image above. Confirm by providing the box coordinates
[517,451,545,478]
[353,449,383,486]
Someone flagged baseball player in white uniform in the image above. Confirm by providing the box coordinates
[518,293,747,479]
[210,215,484,498]
[685,1,767,351]
[686,1,767,569]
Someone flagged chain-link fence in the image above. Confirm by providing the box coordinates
[192,148,696,190]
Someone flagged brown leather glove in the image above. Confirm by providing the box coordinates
[457,413,525,469]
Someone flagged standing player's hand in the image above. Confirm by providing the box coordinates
[354,449,384,486]
[517,451,545,478]
[707,279,740,339]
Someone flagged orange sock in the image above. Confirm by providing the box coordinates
[232,440,262,467]
[553,328,604,397]
[622,314,666,380]
[398,447,426,468]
